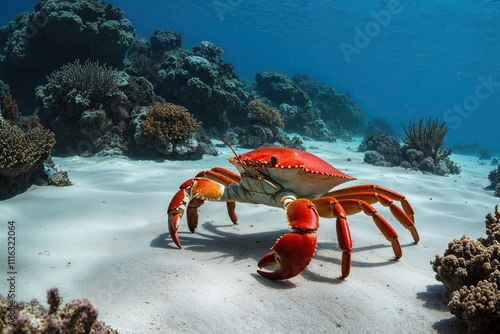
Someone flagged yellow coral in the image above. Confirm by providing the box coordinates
[247,100,284,127]
[0,122,55,176]
[141,102,201,141]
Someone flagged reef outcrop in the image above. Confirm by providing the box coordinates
[0,0,135,111]
[488,163,500,197]
[431,206,500,333]
[125,31,249,134]
[358,118,460,175]
[1,93,70,200]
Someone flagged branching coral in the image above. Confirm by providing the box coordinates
[47,59,120,104]
[0,288,118,333]
[247,100,284,127]
[141,102,201,141]
[401,117,452,163]
[432,206,500,333]
[0,121,55,177]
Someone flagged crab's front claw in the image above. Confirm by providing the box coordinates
[257,198,319,280]
[257,232,317,280]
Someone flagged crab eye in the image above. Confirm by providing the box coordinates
[270,156,278,166]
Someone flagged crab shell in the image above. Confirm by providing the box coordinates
[228,147,356,198]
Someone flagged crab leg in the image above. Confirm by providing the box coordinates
[167,177,226,248]
[338,198,402,258]
[325,190,419,243]
[311,197,353,278]
[257,199,319,280]
[325,184,415,223]
[195,167,240,224]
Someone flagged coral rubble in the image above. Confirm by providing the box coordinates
[431,206,500,333]
[0,288,118,333]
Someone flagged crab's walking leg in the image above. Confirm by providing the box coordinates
[312,197,353,278]
[325,185,419,243]
[167,177,226,248]
[257,199,319,280]
[196,167,240,224]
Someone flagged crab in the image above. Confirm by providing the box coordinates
[167,146,419,279]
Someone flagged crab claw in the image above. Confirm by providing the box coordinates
[257,232,317,279]
[257,199,319,280]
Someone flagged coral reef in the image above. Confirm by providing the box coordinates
[141,102,201,141]
[487,164,500,197]
[255,72,309,107]
[247,100,284,128]
[359,119,460,175]
[401,117,451,164]
[358,133,401,167]
[0,101,70,199]
[431,206,500,333]
[36,60,160,156]
[131,102,215,160]
[252,73,364,141]
[0,288,118,333]
[292,74,366,134]
[0,0,135,111]
[37,59,124,154]
[228,99,304,149]
[125,32,249,133]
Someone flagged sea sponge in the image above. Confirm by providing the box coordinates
[247,100,284,127]
[448,270,500,334]
[141,102,201,141]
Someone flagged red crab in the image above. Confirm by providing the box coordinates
[167,146,419,279]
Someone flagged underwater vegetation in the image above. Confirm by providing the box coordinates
[0,93,70,200]
[0,288,118,334]
[431,206,500,333]
[358,117,460,175]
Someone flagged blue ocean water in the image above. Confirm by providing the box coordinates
[2,0,499,152]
